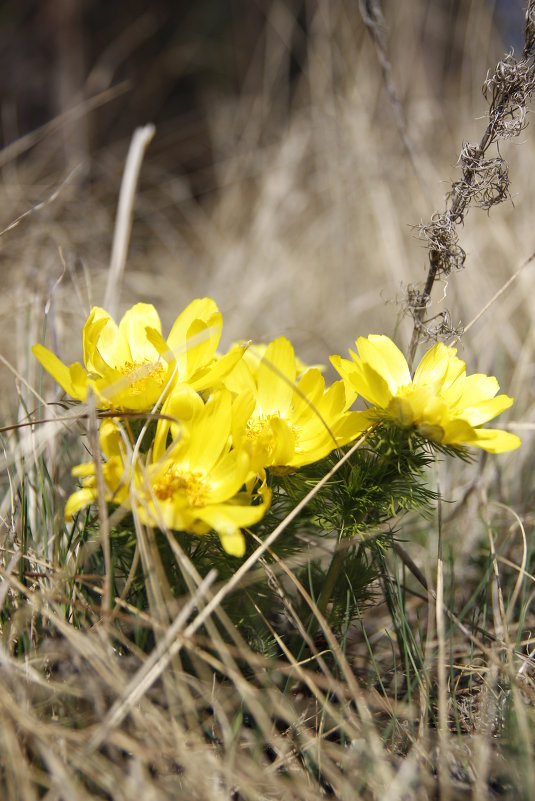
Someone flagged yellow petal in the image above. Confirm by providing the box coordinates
[193,494,271,556]
[331,352,392,408]
[144,497,189,532]
[215,527,246,557]
[184,319,218,379]
[315,379,347,420]
[32,344,87,401]
[269,416,296,466]
[162,384,202,421]
[71,462,95,479]
[104,457,131,503]
[399,389,447,427]
[99,419,124,459]
[207,449,250,502]
[440,371,466,405]
[223,356,256,396]
[441,351,466,390]
[257,337,296,414]
[242,343,267,375]
[443,418,521,453]
[360,362,394,408]
[414,343,460,389]
[361,335,411,390]
[331,410,371,444]
[167,298,221,352]
[65,487,97,519]
[184,392,232,473]
[145,326,174,362]
[330,354,356,385]
[83,308,112,373]
[292,369,325,422]
[84,307,132,374]
[291,426,334,465]
[190,344,246,392]
[441,418,482,446]
[70,363,89,400]
[231,389,257,446]
[462,428,521,453]
[458,394,513,426]
[454,373,500,408]
[119,303,162,364]
[153,388,201,463]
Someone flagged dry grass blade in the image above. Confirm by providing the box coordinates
[103,124,156,316]
[87,568,217,752]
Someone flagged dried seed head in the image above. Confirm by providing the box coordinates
[417,213,466,276]
[449,145,510,212]
[483,53,535,139]
[524,0,535,57]
[404,286,464,343]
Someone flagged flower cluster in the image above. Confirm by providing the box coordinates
[33,299,365,556]
[33,301,520,557]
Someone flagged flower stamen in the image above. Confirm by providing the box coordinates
[153,466,207,506]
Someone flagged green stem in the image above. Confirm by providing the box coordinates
[316,538,352,619]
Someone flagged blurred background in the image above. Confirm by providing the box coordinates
[0,0,532,432]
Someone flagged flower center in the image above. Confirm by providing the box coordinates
[245,415,276,450]
[153,465,207,506]
[245,413,298,462]
[121,360,168,396]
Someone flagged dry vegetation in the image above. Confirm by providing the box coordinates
[1,1,535,799]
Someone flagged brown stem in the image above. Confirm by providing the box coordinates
[408,2,535,364]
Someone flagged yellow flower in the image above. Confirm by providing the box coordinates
[331,335,521,453]
[33,298,243,411]
[65,389,270,557]
[225,336,367,472]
